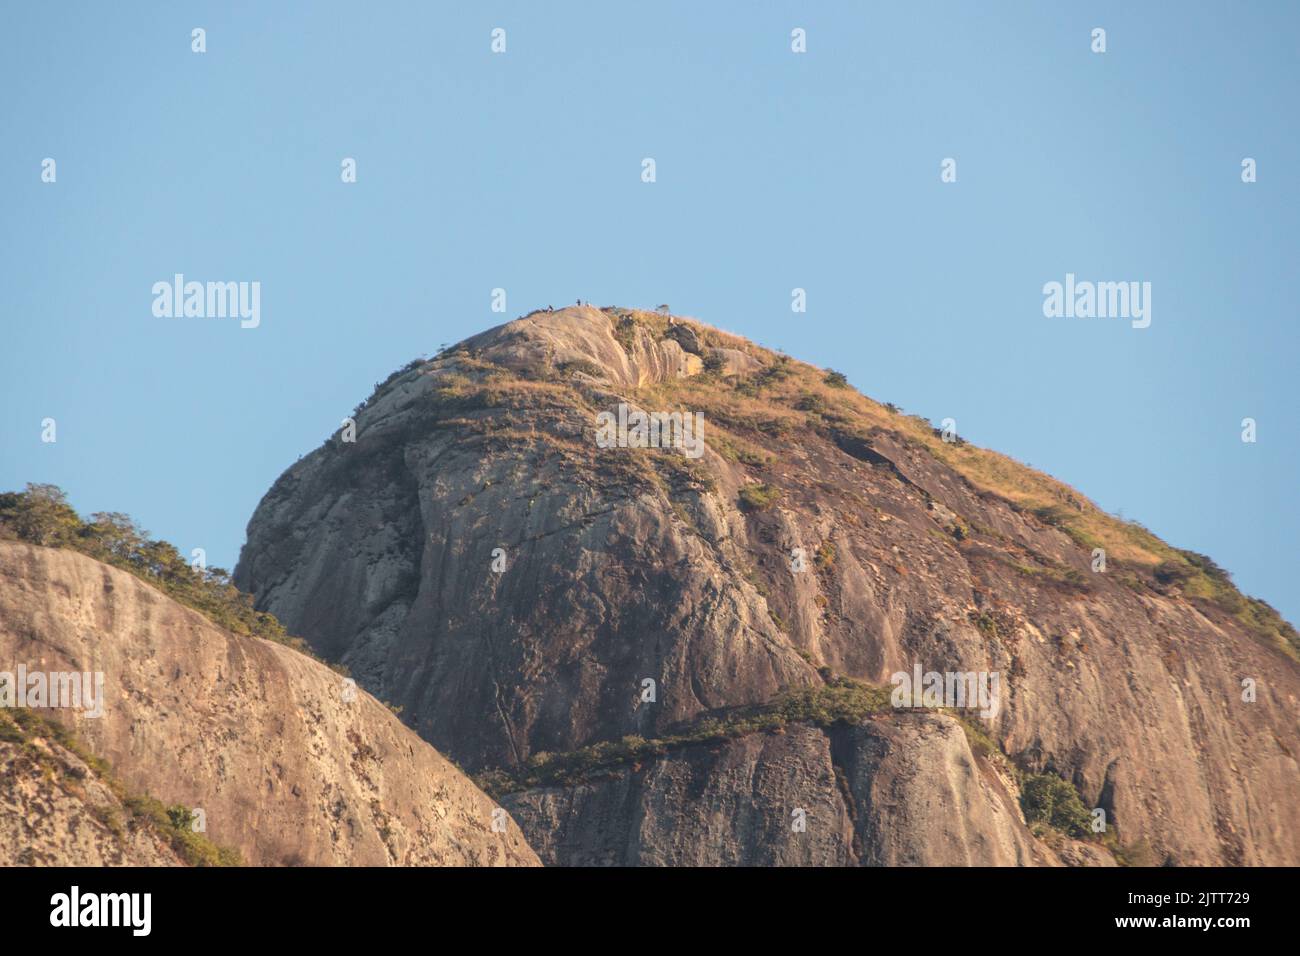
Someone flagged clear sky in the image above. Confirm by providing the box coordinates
[1,2,1296,623]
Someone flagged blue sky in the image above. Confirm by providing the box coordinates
[2,2,1296,624]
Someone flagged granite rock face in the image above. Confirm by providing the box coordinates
[236,305,1300,866]
[1,724,186,867]
[0,541,539,867]
[501,716,1112,867]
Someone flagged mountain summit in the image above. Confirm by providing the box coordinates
[235,305,1300,866]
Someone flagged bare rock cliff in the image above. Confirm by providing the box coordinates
[236,305,1300,866]
[0,541,539,867]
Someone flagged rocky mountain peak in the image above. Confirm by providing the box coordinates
[435,304,763,390]
[234,305,1300,867]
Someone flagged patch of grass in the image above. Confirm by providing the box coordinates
[1008,559,1090,592]
[954,712,1001,761]
[9,708,114,779]
[969,609,1004,640]
[1104,830,1157,867]
[757,417,795,438]
[0,719,24,745]
[738,484,782,512]
[669,499,698,533]
[1032,505,1104,550]
[652,450,717,494]
[735,355,794,396]
[743,566,770,598]
[794,392,826,413]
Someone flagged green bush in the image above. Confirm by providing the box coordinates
[739,356,793,394]
[1020,772,1092,837]
[969,610,1001,639]
[1153,561,1195,588]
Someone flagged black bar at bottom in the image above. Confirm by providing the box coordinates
[0,864,1282,942]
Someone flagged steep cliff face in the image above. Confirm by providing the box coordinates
[0,541,539,867]
[501,715,1116,867]
[235,305,1300,866]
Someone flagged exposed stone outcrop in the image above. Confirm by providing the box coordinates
[501,715,1113,867]
[236,305,1300,866]
[465,305,702,387]
[1,725,186,867]
[0,541,539,867]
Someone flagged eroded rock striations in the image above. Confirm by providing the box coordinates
[0,541,539,866]
[236,305,1300,866]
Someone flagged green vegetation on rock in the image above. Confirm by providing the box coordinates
[0,484,320,663]
[1,708,242,866]
[639,320,1297,659]
[738,483,781,512]
[1019,771,1093,838]
[476,676,893,797]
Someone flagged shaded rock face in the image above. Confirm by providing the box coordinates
[506,723,858,867]
[0,542,539,867]
[236,306,1300,866]
[502,715,1111,867]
